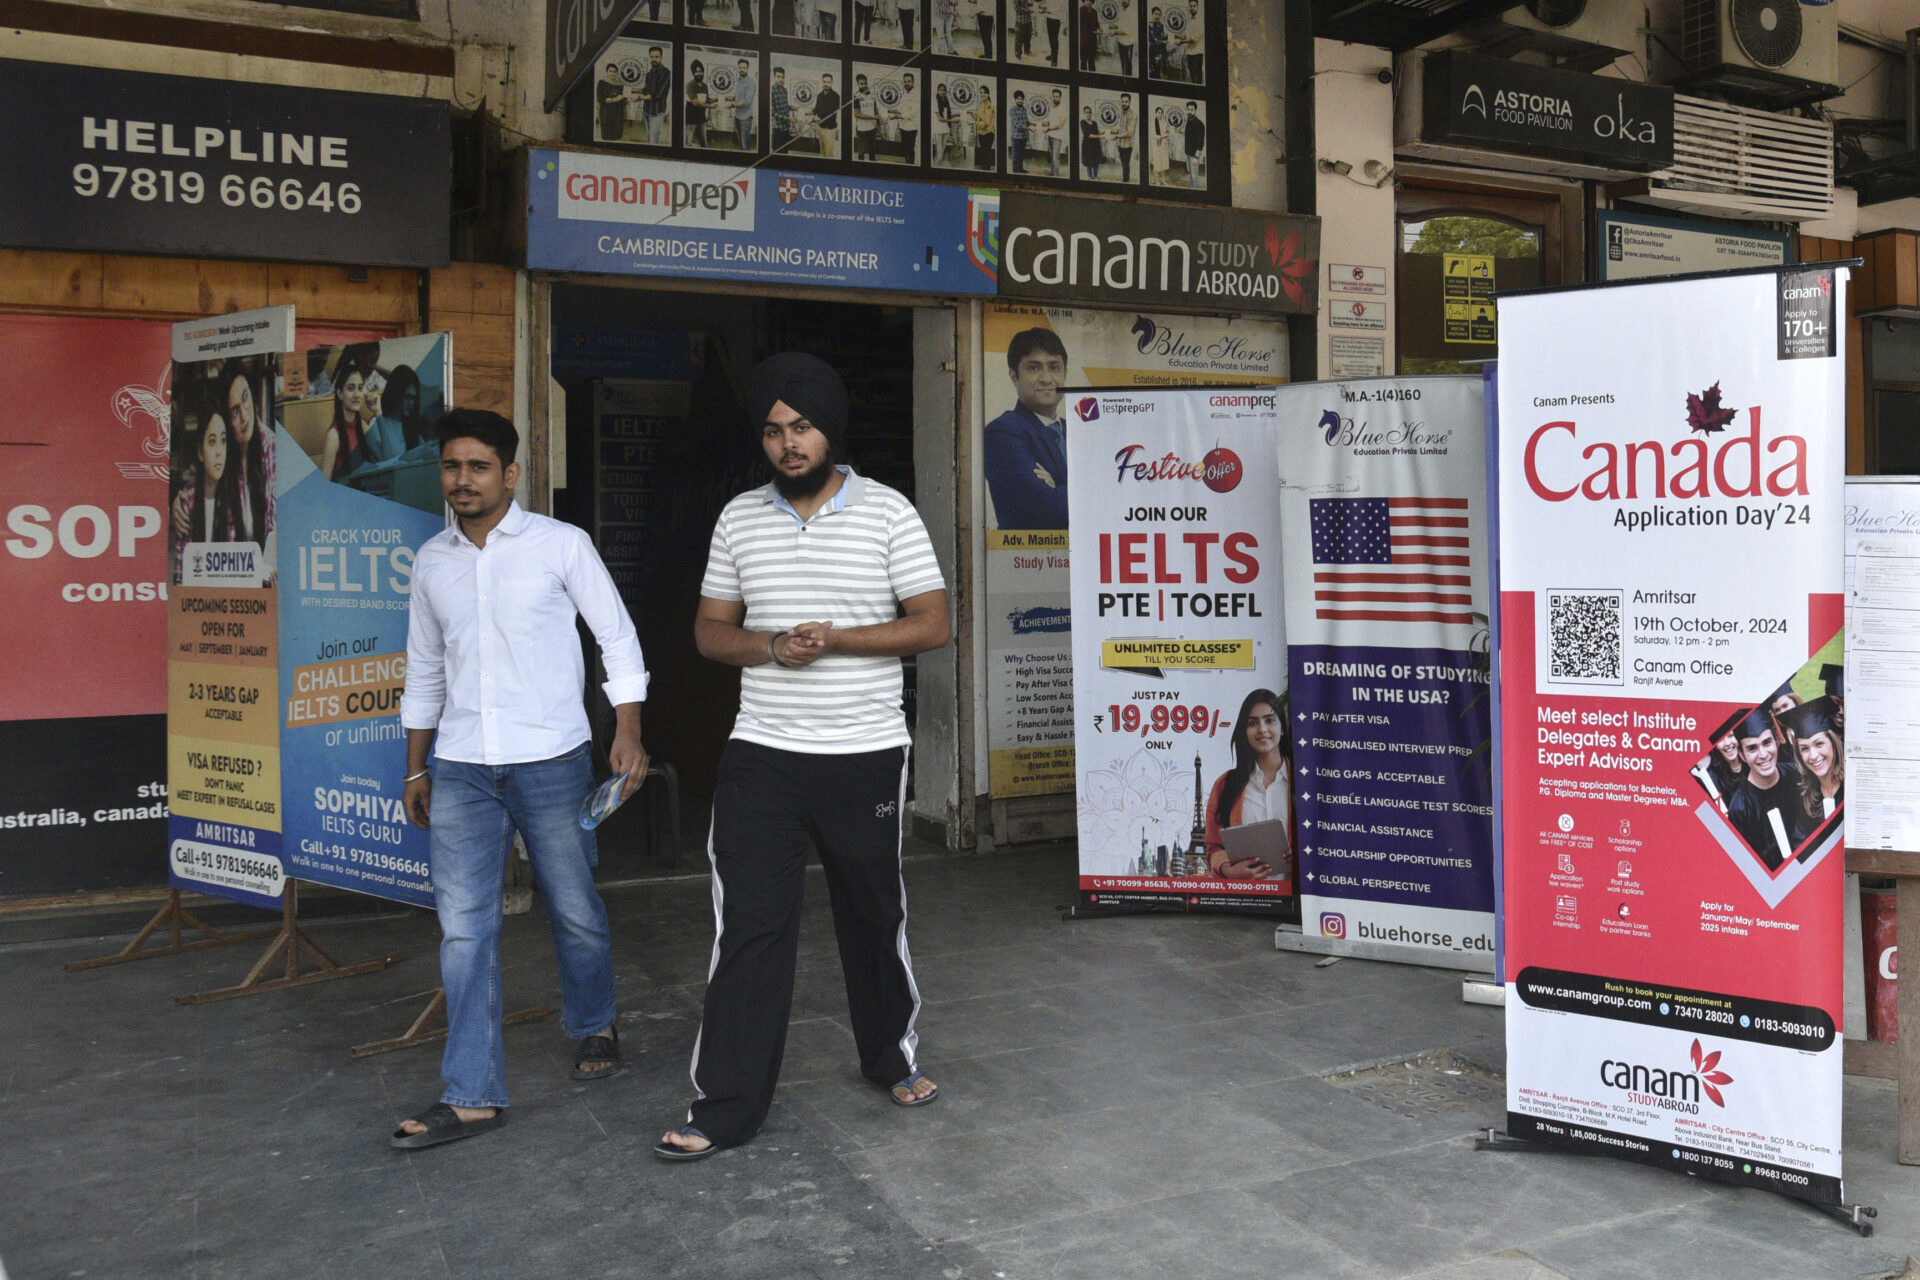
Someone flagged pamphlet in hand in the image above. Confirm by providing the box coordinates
[579,772,634,830]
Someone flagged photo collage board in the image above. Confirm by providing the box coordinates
[567,0,1228,201]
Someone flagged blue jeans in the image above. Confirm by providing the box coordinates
[429,742,615,1108]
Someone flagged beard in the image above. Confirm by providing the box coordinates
[773,448,838,499]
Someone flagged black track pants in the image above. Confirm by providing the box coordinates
[686,740,921,1146]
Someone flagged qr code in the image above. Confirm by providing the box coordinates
[1547,589,1623,685]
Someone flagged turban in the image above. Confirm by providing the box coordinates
[746,353,848,457]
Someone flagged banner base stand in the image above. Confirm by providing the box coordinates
[349,988,554,1058]
[1477,1130,1879,1236]
[175,883,400,1005]
[63,889,280,972]
[1461,977,1504,1007]
[1060,900,1188,921]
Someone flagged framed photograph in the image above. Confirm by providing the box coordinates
[769,53,842,158]
[854,0,920,49]
[1148,0,1203,84]
[1009,0,1066,68]
[1077,86,1139,184]
[1007,79,1071,180]
[933,0,997,58]
[684,47,762,153]
[930,71,995,173]
[687,0,758,34]
[593,37,676,148]
[1148,94,1204,190]
[849,62,921,165]
[1082,0,1138,75]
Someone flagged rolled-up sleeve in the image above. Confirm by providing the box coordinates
[400,545,448,731]
[564,528,650,705]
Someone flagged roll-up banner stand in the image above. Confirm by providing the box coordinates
[1497,264,1852,1210]
[275,335,452,909]
[1067,387,1292,914]
[166,308,295,910]
[1272,378,1497,968]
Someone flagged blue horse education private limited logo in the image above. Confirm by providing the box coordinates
[1320,409,1342,443]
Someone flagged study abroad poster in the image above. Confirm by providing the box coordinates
[1497,267,1849,1206]
[1066,386,1289,913]
[165,310,292,910]
[274,334,451,908]
[979,301,1286,797]
[1273,378,1495,968]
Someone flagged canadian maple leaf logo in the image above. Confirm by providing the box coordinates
[1685,382,1737,436]
[1267,226,1315,309]
[1690,1038,1734,1107]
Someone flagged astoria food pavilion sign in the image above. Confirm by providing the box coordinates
[1418,49,1674,172]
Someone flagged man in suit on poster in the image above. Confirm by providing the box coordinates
[983,328,1070,530]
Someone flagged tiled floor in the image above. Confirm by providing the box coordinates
[2,844,1912,1279]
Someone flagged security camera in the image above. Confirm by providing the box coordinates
[1376,66,1393,85]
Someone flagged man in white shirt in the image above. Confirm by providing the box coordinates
[656,354,950,1161]
[890,72,921,162]
[391,409,650,1151]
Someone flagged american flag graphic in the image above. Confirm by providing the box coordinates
[1309,496,1473,625]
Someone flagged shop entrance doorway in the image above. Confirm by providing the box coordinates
[547,286,919,863]
[1393,173,1580,375]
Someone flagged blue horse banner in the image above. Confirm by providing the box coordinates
[1273,378,1497,967]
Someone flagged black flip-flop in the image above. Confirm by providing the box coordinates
[888,1070,939,1107]
[571,1028,622,1081]
[390,1102,507,1150]
[653,1126,718,1162]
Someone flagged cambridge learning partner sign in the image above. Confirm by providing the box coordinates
[1067,387,1291,914]
[1497,265,1850,1207]
[526,149,996,295]
[1274,378,1495,968]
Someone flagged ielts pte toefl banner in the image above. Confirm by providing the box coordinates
[1273,378,1495,968]
[1067,387,1290,914]
[1497,266,1849,1207]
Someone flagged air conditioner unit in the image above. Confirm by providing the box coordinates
[1615,94,1834,222]
[1477,0,1641,71]
[1680,0,1840,102]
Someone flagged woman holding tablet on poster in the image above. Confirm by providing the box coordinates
[1203,687,1291,880]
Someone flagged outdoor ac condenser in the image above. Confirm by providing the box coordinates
[1680,0,1839,90]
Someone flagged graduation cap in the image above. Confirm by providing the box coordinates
[1768,678,1801,709]
[1733,706,1777,742]
[1819,663,1844,700]
[1706,708,1747,749]
[1776,696,1840,743]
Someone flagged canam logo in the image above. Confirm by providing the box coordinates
[1076,396,1102,422]
[1600,1038,1733,1110]
[1320,911,1346,939]
[1524,383,1807,502]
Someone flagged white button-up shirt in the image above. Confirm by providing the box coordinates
[401,502,648,765]
[1239,761,1290,824]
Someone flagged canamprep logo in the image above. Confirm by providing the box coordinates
[1600,1037,1734,1112]
[557,156,755,231]
[1111,444,1243,493]
[1524,380,1807,503]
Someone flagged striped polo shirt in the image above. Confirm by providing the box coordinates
[701,469,946,753]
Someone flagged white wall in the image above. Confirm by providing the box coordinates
[1315,39,1398,376]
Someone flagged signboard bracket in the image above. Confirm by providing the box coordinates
[349,988,556,1058]
[173,882,399,1005]
[61,890,280,972]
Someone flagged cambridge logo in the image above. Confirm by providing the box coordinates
[1075,396,1101,421]
[777,177,800,204]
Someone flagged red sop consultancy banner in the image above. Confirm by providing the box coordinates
[1068,388,1291,914]
[1496,266,1849,1207]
